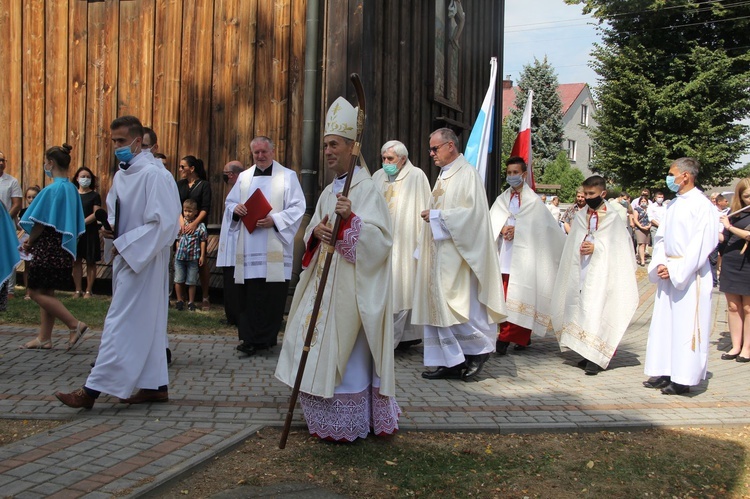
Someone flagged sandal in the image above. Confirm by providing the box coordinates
[20,338,53,350]
[67,322,90,351]
[73,291,83,298]
[202,299,211,311]
[83,292,92,299]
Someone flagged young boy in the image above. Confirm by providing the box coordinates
[174,199,207,311]
[551,175,639,375]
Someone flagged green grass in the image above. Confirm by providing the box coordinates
[2,290,235,335]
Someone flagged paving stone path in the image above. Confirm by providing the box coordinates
[0,272,746,497]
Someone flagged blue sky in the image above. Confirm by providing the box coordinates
[502,0,749,167]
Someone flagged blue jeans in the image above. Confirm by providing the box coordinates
[174,259,199,285]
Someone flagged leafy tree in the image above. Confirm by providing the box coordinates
[567,0,750,188]
[539,151,586,202]
[506,57,565,175]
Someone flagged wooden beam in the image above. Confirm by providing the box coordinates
[0,0,23,180]
[45,0,70,151]
[67,0,89,169]
[285,0,306,173]
[22,0,46,190]
[117,0,156,123]
[236,0,258,167]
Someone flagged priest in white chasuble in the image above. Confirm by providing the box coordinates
[56,115,181,409]
[643,157,718,395]
[275,96,400,442]
[489,156,565,356]
[412,128,506,382]
[551,175,638,375]
[371,140,431,350]
[225,137,305,356]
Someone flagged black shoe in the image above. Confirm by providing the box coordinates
[643,375,671,389]
[584,361,603,375]
[577,358,588,368]
[236,342,257,355]
[661,382,690,395]
[496,341,509,356]
[166,348,172,365]
[175,301,184,311]
[187,302,196,312]
[514,339,530,351]
[462,354,490,381]
[421,365,464,380]
[736,356,750,363]
[395,339,422,352]
[721,352,739,360]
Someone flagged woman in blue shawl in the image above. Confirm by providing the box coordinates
[19,144,89,350]
[0,202,20,312]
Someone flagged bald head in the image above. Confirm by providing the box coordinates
[222,160,245,187]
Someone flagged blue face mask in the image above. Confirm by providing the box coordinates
[114,138,138,164]
[382,163,399,176]
[506,174,524,188]
[43,163,53,178]
[666,174,681,193]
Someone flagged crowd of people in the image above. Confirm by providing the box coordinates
[0,101,749,443]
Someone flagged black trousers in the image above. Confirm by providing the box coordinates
[221,267,242,326]
[237,278,289,348]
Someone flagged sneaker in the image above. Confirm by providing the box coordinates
[175,301,184,311]
[187,302,196,311]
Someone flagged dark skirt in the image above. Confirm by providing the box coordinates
[76,224,101,263]
[720,248,750,296]
[27,227,74,291]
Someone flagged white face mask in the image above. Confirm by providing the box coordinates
[78,177,92,188]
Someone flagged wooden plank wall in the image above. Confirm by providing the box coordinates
[1,0,308,225]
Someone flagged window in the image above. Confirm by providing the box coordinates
[567,140,577,161]
[588,145,594,162]
[580,105,589,126]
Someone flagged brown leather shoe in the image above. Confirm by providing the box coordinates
[56,388,95,409]
[119,389,169,404]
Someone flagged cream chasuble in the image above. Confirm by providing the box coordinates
[86,153,181,399]
[644,187,718,386]
[275,167,396,398]
[224,161,305,282]
[551,201,638,368]
[489,183,566,336]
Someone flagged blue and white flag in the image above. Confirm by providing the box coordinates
[464,57,498,183]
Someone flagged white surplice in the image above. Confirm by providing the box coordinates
[412,155,506,368]
[551,201,639,368]
[372,161,431,344]
[489,183,566,335]
[86,152,181,398]
[224,161,305,281]
[644,187,719,386]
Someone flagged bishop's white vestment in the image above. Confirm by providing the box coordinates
[275,167,400,441]
[86,152,181,399]
[372,161,431,344]
[644,187,718,386]
[551,201,639,368]
[489,183,565,338]
[412,155,507,368]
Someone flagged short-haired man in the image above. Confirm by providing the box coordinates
[142,127,159,155]
[552,175,638,375]
[56,115,182,408]
[642,157,718,395]
[225,138,305,355]
[372,140,431,350]
[490,156,566,355]
[0,150,22,296]
[216,160,245,326]
[631,187,652,210]
[561,188,586,234]
[412,128,507,381]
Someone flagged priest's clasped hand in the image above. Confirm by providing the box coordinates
[501,225,515,241]
[334,193,352,220]
[420,209,430,222]
[257,215,275,229]
[314,215,334,244]
[580,241,594,255]
[656,264,670,280]
[233,204,248,217]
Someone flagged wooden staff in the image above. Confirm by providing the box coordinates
[279,74,366,449]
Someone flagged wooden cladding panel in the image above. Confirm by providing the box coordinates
[22,0,45,190]
[117,0,156,123]
[0,0,23,180]
[236,0,258,167]
[285,0,306,171]
[253,0,273,138]
[45,0,69,151]
[67,0,88,170]
[271,0,291,159]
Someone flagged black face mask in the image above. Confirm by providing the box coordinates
[222,174,230,184]
[585,196,603,211]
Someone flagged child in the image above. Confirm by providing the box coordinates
[550,175,639,375]
[174,198,207,311]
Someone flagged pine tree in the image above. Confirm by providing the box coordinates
[567,0,750,188]
[506,57,565,176]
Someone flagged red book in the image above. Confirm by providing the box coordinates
[242,189,272,234]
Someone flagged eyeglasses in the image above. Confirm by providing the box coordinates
[429,142,450,154]
[179,165,188,169]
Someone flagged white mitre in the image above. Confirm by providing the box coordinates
[324,96,360,140]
